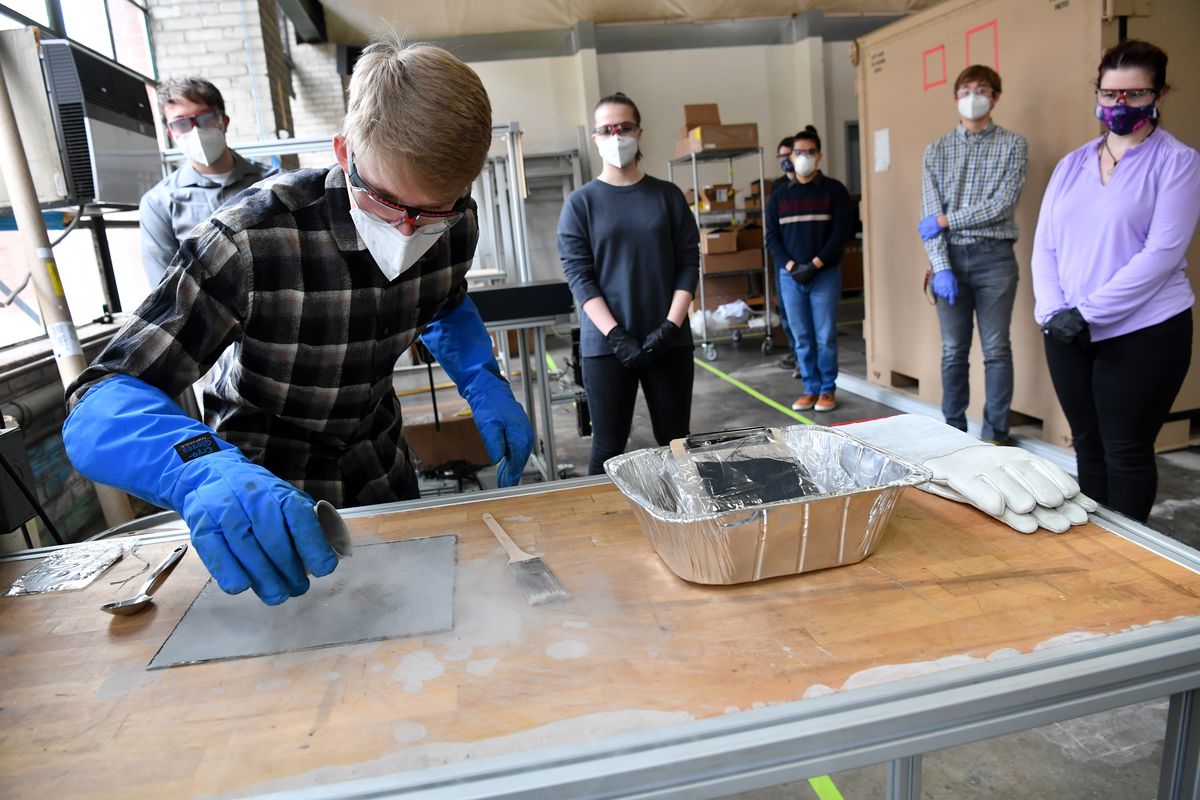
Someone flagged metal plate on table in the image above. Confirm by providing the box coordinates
[149,535,457,669]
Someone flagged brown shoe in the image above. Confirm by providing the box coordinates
[791,394,817,411]
[814,393,838,412]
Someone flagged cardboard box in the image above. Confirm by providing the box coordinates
[699,226,738,254]
[675,123,759,157]
[736,224,764,251]
[698,183,736,212]
[684,103,721,129]
[404,400,492,468]
[702,248,762,275]
[751,178,774,196]
[744,195,763,210]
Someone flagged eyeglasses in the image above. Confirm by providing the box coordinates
[955,86,995,99]
[792,148,819,157]
[593,122,641,137]
[1096,88,1156,107]
[166,109,223,136]
[348,151,467,235]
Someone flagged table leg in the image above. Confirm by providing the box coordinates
[1160,690,1200,800]
[886,754,922,800]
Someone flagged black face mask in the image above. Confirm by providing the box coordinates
[780,157,795,174]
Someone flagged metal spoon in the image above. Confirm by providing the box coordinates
[100,543,188,616]
[315,500,353,559]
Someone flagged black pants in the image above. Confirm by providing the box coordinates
[582,346,694,475]
[1043,309,1192,522]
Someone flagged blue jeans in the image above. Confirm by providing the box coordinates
[778,264,841,396]
[934,240,1018,440]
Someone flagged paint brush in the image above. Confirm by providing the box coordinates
[481,513,570,605]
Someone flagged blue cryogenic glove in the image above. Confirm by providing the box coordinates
[421,296,534,487]
[931,269,959,305]
[918,214,944,241]
[62,375,336,605]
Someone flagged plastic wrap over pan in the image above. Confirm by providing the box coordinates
[604,425,931,585]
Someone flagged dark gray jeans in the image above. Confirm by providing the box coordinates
[934,239,1018,440]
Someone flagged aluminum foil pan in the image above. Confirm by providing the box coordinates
[604,425,931,585]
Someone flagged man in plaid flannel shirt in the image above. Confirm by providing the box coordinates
[919,64,1028,445]
[62,38,533,606]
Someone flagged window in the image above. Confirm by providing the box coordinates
[0,1,153,78]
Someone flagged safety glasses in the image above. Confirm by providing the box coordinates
[1095,88,1156,107]
[166,109,224,136]
[593,122,641,137]
[348,150,467,235]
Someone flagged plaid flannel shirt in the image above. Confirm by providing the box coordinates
[68,167,478,507]
[920,122,1028,273]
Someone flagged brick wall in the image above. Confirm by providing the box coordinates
[147,0,291,146]
[289,41,346,168]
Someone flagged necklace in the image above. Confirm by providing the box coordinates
[1102,133,1119,179]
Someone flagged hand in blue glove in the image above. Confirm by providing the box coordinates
[421,297,534,487]
[918,214,945,241]
[62,375,336,604]
[931,269,959,305]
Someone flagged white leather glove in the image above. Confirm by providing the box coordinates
[842,415,1097,534]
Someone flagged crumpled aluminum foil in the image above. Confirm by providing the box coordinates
[5,541,129,596]
[605,425,930,584]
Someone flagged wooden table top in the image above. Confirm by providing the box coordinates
[2,484,1198,797]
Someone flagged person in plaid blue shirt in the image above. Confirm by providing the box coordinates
[920,65,1028,444]
[62,37,534,606]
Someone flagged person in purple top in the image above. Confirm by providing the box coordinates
[1032,40,1200,522]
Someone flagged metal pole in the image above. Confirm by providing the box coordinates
[0,57,133,528]
[758,147,771,352]
[90,214,122,314]
[533,326,557,481]
[690,153,709,352]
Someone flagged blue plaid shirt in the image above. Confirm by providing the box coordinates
[920,122,1028,272]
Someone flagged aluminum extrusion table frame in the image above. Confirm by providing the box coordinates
[8,480,1200,800]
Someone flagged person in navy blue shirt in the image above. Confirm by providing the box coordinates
[765,126,852,413]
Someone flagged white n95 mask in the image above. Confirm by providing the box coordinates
[957,93,991,122]
[597,135,638,168]
[792,154,818,178]
[177,126,227,167]
[349,206,440,281]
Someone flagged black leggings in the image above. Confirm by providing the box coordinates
[1043,309,1192,522]
[582,346,694,475]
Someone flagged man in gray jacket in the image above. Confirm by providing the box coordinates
[139,77,277,285]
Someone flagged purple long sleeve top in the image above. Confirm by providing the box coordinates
[1031,128,1200,342]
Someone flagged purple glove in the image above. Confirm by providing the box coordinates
[918,214,944,241]
[931,270,958,305]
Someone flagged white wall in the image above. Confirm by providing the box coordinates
[595,39,857,194]
[470,56,588,153]
[823,40,858,185]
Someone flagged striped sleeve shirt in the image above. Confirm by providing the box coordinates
[67,166,479,507]
[920,122,1028,272]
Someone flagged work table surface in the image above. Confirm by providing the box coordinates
[2,483,1199,797]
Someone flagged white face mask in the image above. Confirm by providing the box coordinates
[348,205,441,281]
[791,154,818,178]
[957,93,992,122]
[177,126,227,167]
[596,135,638,169]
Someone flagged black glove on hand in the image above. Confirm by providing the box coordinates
[641,320,679,361]
[1043,307,1090,346]
[788,260,819,285]
[606,324,649,369]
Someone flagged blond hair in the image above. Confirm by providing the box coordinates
[342,36,492,195]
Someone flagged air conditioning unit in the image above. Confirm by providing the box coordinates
[0,27,161,211]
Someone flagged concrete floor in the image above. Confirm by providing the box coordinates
[504,297,1200,800]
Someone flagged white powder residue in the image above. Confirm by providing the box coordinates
[546,640,589,660]
[392,651,445,693]
[442,643,473,661]
[392,722,428,744]
[987,648,1021,661]
[1034,631,1105,650]
[466,658,499,676]
[562,620,591,629]
[840,654,983,690]
[724,706,740,714]
[95,667,159,700]
[804,684,835,698]
[255,676,292,693]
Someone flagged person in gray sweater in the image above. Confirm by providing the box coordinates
[557,92,700,474]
